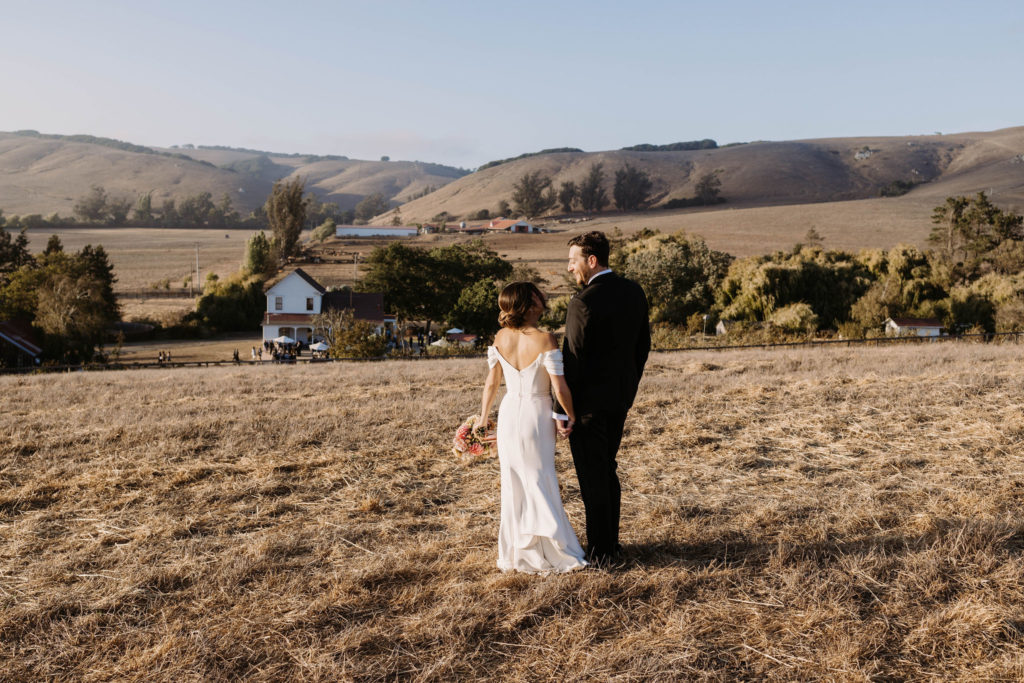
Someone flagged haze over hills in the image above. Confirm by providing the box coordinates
[0,131,469,217]
[1,127,1022,237]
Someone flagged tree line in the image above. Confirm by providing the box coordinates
[0,183,396,232]
[496,163,724,220]
[0,223,118,364]
[610,192,1024,344]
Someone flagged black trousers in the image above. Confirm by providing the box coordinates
[569,409,627,558]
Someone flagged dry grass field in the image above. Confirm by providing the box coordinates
[303,196,934,295]
[113,334,263,364]
[3,344,1024,680]
[24,227,263,292]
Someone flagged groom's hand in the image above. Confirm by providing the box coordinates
[556,418,573,437]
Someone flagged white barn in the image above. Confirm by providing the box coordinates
[486,218,540,233]
[335,225,418,238]
[884,317,943,337]
[262,269,394,343]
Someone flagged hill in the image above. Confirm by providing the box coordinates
[0,132,469,217]
[393,127,1024,224]
[2,344,1023,679]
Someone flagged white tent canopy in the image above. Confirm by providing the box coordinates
[309,341,329,351]
[273,335,295,344]
[446,328,463,334]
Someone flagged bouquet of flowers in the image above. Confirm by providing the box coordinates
[452,414,496,460]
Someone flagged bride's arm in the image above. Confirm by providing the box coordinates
[550,375,575,426]
[479,362,502,424]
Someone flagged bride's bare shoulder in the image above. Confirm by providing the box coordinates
[540,331,559,351]
[493,327,512,352]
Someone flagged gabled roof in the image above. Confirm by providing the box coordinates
[0,320,42,357]
[322,291,387,322]
[264,268,326,294]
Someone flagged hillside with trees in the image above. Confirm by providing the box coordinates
[391,127,1024,223]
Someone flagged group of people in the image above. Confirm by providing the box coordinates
[156,350,173,364]
[257,340,302,362]
[479,231,650,573]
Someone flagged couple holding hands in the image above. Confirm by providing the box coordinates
[478,231,651,572]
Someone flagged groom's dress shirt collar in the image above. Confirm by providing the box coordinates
[587,268,612,285]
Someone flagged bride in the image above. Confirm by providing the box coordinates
[477,281,588,573]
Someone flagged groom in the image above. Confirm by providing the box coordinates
[555,231,650,565]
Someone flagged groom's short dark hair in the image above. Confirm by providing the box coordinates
[568,231,610,267]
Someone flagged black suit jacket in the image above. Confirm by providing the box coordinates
[557,272,650,416]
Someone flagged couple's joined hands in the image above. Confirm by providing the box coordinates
[556,418,575,438]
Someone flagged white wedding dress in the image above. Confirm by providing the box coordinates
[488,346,587,573]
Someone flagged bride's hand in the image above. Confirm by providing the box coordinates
[556,418,574,437]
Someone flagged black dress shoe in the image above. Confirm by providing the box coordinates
[585,548,618,567]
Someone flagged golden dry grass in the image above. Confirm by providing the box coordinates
[3,344,1024,680]
[114,334,262,364]
[24,227,262,292]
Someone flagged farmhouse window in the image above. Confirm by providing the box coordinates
[275,296,283,311]
[306,297,314,311]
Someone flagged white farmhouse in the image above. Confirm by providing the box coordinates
[884,317,943,337]
[262,268,394,343]
[335,225,419,238]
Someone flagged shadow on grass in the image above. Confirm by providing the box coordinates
[618,518,1024,572]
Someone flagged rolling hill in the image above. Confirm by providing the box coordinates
[0,131,469,217]
[392,127,1024,224]
[2,127,1023,256]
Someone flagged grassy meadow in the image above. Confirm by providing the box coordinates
[3,344,1024,680]
[24,227,265,292]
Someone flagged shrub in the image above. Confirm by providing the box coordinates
[769,302,819,335]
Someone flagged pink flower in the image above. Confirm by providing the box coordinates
[469,443,485,456]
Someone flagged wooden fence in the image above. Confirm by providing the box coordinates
[117,290,197,299]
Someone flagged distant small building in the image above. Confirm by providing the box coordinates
[335,225,418,238]
[433,333,477,349]
[486,218,540,233]
[716,319,763,336]
[884,317,943,337]
[262,268,395,343]
[0,320,42,367]
[453,223,486,235]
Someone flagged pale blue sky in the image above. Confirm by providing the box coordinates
[2,0,1021,168]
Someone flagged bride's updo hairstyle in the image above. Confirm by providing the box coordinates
[498,281,546,329]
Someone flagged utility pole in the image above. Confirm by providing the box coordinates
[195,243,201,294]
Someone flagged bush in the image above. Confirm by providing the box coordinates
[995,296,1024,332]
[769,302,819,335]
[663,196,725,210]
[879,180,918,197]
[650,324,692,350]
[187,276,265,333]
[312,219,336,242]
